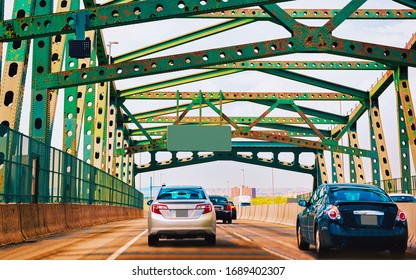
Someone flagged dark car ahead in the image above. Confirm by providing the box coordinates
[389,193,416,203]
[209,195,233,224]
[229,201,237,220]
[296,183,408,259]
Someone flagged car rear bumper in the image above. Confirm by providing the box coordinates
[322,223,408,249]
[148,212,216,238]
[215,210,232,220]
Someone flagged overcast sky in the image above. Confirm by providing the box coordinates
[4,0,416,195]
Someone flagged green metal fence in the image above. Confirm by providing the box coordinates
[0,124,143,208]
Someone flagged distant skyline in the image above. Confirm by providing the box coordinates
[4,0,415,193]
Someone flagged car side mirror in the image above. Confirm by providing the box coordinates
[298,200,308,207]
[147,200,153,206]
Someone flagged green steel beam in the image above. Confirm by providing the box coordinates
[393,0,416,9]
[130,123,331,138]
[30,1,53,144]
[204,98,239,129]
[125,90,358,101]
[132,116,340,125]
[261,69,369,100]
[134,148,317,175]
[209,60,390,71]
[395,87,411,191]
[0,0,290,42]
[129,100,234,120]
[253,100,348,124]
[394,66,416,191]
[83,38,98,166]
[261,3,297,33]
[232,129,376,158]
[114,19,255,63]
[34,33,416,90]
[195,8,416,20]
[319,0,367,33]
[330,36,416,67]
[34,37,296,90]
[120,103,152,142]
[0,0,34,131]
[120,69,243,98]
[290,102,324,139]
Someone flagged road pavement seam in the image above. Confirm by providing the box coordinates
[107,229,148,260]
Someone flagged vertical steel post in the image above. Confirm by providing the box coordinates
[394,66,415,193]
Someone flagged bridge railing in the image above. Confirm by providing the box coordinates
[0,125,143,208]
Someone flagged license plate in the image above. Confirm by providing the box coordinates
[176,210,188,218]
[214,206,222,211]
[361,215,378,225]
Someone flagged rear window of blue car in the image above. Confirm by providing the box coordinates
[157,188,206,200]
[329,187,391,203]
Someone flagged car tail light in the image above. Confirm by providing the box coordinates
[325,205,340,220]
[196,204,212,214]
[396,208,407,222]
[151,204,168,215]
[226,203,232,211]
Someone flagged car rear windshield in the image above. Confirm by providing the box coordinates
[391,195,416,202]
[157,188,206,200]
[209,197,228,203]
[329,187,391,203]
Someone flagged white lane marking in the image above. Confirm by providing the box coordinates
[107,229,148,260]
[261,247,294,260]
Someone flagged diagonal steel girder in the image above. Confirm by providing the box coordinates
[0,0,292,42]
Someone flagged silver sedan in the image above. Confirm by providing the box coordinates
[147,186,216,246]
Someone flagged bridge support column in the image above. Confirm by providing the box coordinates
[348,123,366,183]
[394,66,415,193]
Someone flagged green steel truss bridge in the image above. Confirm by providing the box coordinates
[0,0,415,204]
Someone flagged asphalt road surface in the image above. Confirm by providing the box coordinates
[0,218,415,260]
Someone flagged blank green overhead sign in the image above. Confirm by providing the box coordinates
[167,126,232,151]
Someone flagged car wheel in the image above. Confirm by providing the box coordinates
[205,234,216,246]
[315,227,329,258]
[228,218,232,224]
[148,235,158,246]
[223,219,227,224]
[390,247,406,260]
[296,223,310,251]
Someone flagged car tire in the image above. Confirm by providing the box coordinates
[315,227,329,258]
[223,219,227,224]
[205,234,216,246]
[228,218,232,224]
[148,235,158,246]
[390,246,406,260]
[296,223,310,251]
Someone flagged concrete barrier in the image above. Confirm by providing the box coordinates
[0,204,24,246]
[0,203,143,247]
[19,203,42,240]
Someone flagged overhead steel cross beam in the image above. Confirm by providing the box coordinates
[195,8,416,20]
[0,0,291,42]
[34,35,416,90]
[124,90,359,101]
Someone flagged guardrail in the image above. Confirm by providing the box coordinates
[0,124,143,208]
